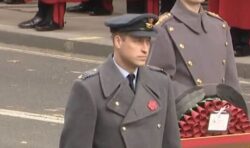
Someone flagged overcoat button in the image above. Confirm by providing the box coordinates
[115,101,120,106]
[168,26,174,32]
[222,77,225,83]
[187,60,193,67]
[222,59,226,65]
[179,43,185,49]
[122,126,127,131]
[222,23,226,28]
[225,42,228,46]
[196,78,203,86]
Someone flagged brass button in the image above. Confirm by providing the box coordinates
[157,124,161,129]
[179,43,185,49]
[225,41,228,46]
[187,60,193,67]
[222,77,225,83]
[196,78,203,86]
[122,126,127,131]
[222,59,226,65]
[222,23,226,28]
[115,101,120,106]
[168,26,174,32]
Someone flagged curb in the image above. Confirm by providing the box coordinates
[237,63,250,79]
[1,29,250,79]
[0,30,113,57]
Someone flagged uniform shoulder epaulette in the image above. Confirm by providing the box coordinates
[78,68,98,80]
[206,11,224,22]
[147,65,167,75]
[155,12,172,26]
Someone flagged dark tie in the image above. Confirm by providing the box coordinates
[127,73,135,92]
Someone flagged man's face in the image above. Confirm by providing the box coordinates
[113,34,151,72]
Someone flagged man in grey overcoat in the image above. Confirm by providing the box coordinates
[147,0,241,94]
[59,13,181,148]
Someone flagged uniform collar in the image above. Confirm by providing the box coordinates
[113,57,138,87]
[171,0,208,34]
[99,54,160,98]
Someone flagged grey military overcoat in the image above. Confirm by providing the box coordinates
[59,55,181,148]
[148,0,240,93]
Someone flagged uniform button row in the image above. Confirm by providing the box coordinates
[167,26,185,49]
[121,123,162,132]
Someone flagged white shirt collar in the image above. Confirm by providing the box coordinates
[113,57,138,86]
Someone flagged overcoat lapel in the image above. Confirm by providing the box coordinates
[99,55,135,117]
[171,0,205,34]
[123,68,162,124]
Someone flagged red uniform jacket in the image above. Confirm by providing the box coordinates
[208,0,250,29]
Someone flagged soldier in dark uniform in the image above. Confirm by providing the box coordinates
[147,0,177,15]
[18,0,66,31]
[59,14,181,148]
[147,0,241,95]
[66,0,146,14]
[66,0,113,15]
[2,0,25,4]
[160,0,176,13]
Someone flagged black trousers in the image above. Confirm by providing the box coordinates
[126,0,176,14]
[231,27,250,49]
[37,1,53,21]
[160,0,176,13]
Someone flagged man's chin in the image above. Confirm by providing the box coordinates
[136,62,146,67]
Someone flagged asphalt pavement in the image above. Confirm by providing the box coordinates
[0,44,250,147]
[0,44,101,148]
[1,1,250,79]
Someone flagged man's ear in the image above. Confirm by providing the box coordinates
[114,34,123,49]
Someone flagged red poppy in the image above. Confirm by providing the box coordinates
[147,99,158,111]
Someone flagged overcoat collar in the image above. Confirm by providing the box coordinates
[171,0,209,34]
[99,54,161,98]
[99,54,162,122]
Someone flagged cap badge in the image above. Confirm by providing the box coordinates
[147,99,158,111]
[146,18,154,29]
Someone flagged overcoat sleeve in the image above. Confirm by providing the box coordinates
[60,79,97,148]
[224,25,241,92]
[148,25,177,77]
[162,77,181,148]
